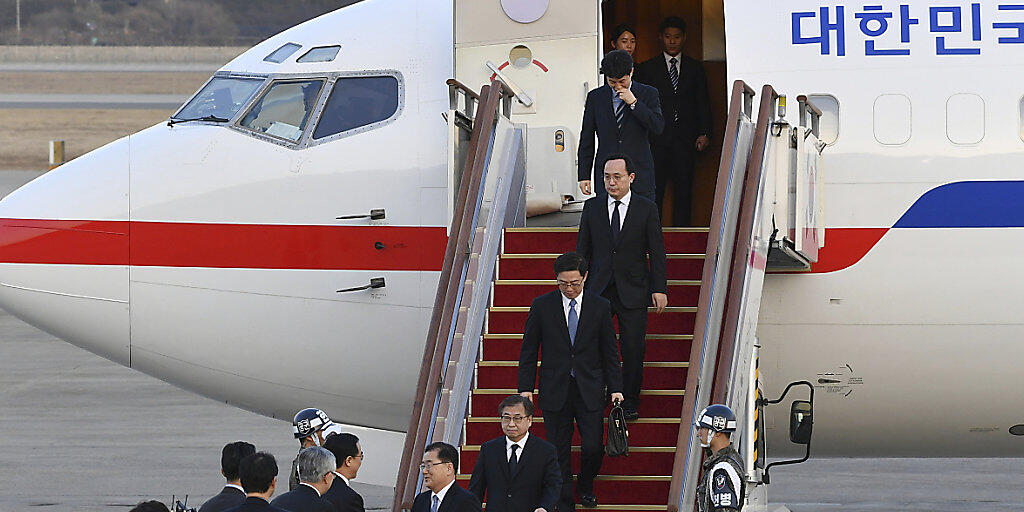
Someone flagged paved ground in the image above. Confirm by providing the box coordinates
[0,93,186,110]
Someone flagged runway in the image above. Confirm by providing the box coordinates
[0,171,1020,511]
[0,93,186,110]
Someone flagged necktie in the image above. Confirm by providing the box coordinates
[509,443,520,475]
[568,299,578,346]
[611,200,622,240]
[669,57,680,121]
[431,495,440,512]
[615,98,626,130]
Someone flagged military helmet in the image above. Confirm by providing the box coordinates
[694,404,737,433]
[293,408,333,439]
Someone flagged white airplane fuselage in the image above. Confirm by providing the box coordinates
[0,0,1021,462]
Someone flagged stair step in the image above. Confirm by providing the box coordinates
[493,280,701,308]
[503,227,709,255]
[481,334,692,362]
[498,254,704,281]
[486,307,696,336]
[461,448,675,477]
[470,390,684,418]
[456,475,670,505]
[464,417,681,446]
[477,362,688,390]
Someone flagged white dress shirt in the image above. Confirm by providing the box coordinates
[333,471,350,486]
[506,432,530,462]
[561,290,583,327]
[607,191,631,230]
[300,482,323,497]
[225,484,244,493]
[663,52,682,79]
[432,479,457,505]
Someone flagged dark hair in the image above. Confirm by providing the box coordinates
[129,501,170,512]
[600,49,633,79]
[603,152,635,175]
[498,394,535,417]
[659,16,687,35]
[553,252,588,276]
[610,23,635,43]
[324,432,360,467]
[221,441,256,481]
[424,441,459,473]
[239,451,278,494]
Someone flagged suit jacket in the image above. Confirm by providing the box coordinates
[576,193,668,309]
[411,484,483,512]
[323,476,365,512]
[635,54,712,148]
[467,434,561,512]
[199,486,246,512]
[270,484,333,512]
[224,496,287,512]
[517,290,623,412]
[577,83,664,183]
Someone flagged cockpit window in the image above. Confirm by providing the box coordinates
[313,76,399,140]
[264,43,302,63]
[174,77,263,121]
[239,79,325,143]
[297,46,341,63]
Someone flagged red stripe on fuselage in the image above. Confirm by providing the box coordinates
[807,227,888,273]
[0,219,448,271]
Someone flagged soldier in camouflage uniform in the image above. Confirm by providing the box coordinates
[694,404,745,512]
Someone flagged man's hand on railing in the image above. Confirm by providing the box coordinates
[651,293,668,314]
[579,180,592,195]
[520,391,534,402]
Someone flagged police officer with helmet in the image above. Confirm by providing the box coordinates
[694,404,745,512]
[290,408,335,491]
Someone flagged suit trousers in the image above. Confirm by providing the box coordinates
[652,143,696,227]
[543,377,604,511]
[602,283,648,410]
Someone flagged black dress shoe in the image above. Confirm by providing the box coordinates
[580,494,598,508]
[623,408,640,421]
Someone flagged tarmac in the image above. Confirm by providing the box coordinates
[0,171,1021,511]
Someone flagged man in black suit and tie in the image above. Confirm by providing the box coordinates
[199,441,256,512]
[576,154,668,421]
[635,16,713,227]
[412,442,483,512]
[270,447,336,512]
[578,50,664,201]
[468,395,561,512]
[323,433,366,512]
[226,452,287,512]
[518,252,624,510]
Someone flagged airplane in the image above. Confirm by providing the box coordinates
[0,0,1021,496]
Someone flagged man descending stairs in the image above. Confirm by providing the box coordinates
[458,225,708,512]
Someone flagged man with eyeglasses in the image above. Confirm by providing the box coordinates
[412,442,483,512]
[468,395,561,512]
[323,433,365,512]
[518,252,624,510]
[576,153,668,422]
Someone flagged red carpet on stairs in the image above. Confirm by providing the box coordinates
[457,227,708,512]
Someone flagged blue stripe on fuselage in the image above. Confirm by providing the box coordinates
[893,181,1024,228]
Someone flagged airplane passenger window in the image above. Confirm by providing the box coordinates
[264,43,302,63]
[297,46,341,63]
[807,94,839,145]
[239,79,325,143]
[174,77,264,121]
[313,76,400,140]
[873,94,912,145]
[946,94,984,145]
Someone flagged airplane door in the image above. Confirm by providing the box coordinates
[455,0,602,215]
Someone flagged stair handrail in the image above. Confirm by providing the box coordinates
[667,80,758,512]
[393,80,513,512]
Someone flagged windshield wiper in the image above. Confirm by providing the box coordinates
[167,115,229,127]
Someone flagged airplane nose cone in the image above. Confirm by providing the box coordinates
[0,137,130,365]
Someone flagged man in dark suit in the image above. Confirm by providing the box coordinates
[578,50,664,201]
[468,395,561,512]
[576,153,668,421]
[412,442,483,512]
[199,441,256,512]
[635,16,713,227]
[323,433,366,512]
[226,452,287,512]
[518,252,624,510]
[270,447,336,512]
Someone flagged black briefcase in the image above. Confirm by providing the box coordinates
[605,403,629,457]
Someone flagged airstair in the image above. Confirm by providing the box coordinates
[393,80,826,512]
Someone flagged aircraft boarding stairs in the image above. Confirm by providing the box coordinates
[394,81,827,512]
